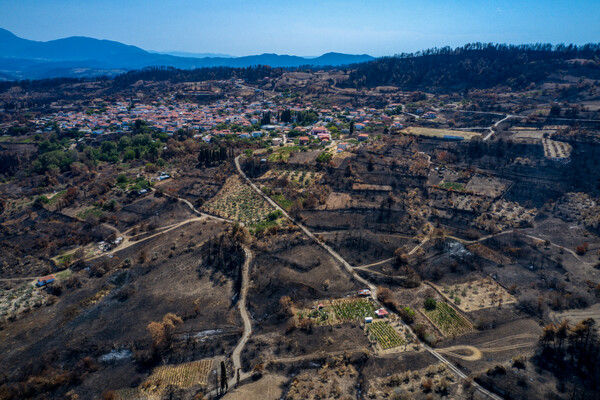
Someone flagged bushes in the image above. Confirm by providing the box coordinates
[424,297,437,311]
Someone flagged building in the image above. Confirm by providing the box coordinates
[375,308,389,318]
[36,275,56,287]
[299,136,310,145]
[358,133,369,141]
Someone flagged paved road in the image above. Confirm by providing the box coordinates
[234,154,504,400]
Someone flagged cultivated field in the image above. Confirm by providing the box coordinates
[146,359,213,388]
[542,138,572,159]
[403,126,481,140]
[367,321,406,350]
[0,283,47,322]
[432,278,517,312]
[297,297,376,326]
[203,176,274,224]
[423,301,473,337]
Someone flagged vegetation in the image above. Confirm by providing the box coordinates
[367,321,405,349]
[423,301,472,337]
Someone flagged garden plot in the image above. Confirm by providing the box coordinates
[542,138,572,160]
[296,297,376,326]
[432,277,516,312]
[423,301,473,337]
[203,176,274,224]
[366,321,412,351]
[0,283,47,322]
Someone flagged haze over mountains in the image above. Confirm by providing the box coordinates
[0,28,374,81]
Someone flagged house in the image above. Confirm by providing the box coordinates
[424,111,437,119]
[252,131,263,138]
[36,275,56,287]
[272,137,283,146]
[358,289,371,297]
[299,136,310,145]
[358,133,369,141]
[375,308,389,318]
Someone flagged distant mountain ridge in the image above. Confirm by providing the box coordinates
[0,28,374,80]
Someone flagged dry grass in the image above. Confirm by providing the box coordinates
[404,127,481,140]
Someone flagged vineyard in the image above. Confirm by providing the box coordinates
[298,297,376,326]
[423,301,473,337]
[146,359,213,389]
[203,176,273,224]
[367,321,405,350]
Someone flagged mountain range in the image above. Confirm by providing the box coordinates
[0,28,374,81]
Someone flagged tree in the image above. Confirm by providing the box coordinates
[424,297,437,311]
[349,120,355,134]
[220,361,228,393]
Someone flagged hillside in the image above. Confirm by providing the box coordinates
[343,43,600,91]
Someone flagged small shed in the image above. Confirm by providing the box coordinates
[36,275,56,287]
[365,317,373,323]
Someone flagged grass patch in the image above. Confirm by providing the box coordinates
[55,269,73,279]
[271,193,293,211]
[77,207,103,220]
[45,190,66,206]
[439,181,465,191]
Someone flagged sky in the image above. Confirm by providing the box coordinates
[0,0,598,57]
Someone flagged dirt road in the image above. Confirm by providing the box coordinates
[231,246,253,384]
[235,154,503,400]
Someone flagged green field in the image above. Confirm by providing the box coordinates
[367,321,405,349]
[423,301,472,337]
[332,298,376,322]
[300,297,376,326]
[439,181,465,191]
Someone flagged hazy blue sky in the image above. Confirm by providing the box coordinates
[0,0,598,56]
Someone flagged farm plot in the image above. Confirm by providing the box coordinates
[332,298,377,322]
[542,138,572,160]
[423,302,473,337]
[146,359,213,389]
[367,321,405,350]
[432,277,517,312]
[297,297,376,326]
[0,283,47,322]
[203,176,274,224]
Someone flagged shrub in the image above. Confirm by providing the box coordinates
[424,297,437,311]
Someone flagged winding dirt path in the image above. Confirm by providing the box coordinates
[231,246,253,385]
